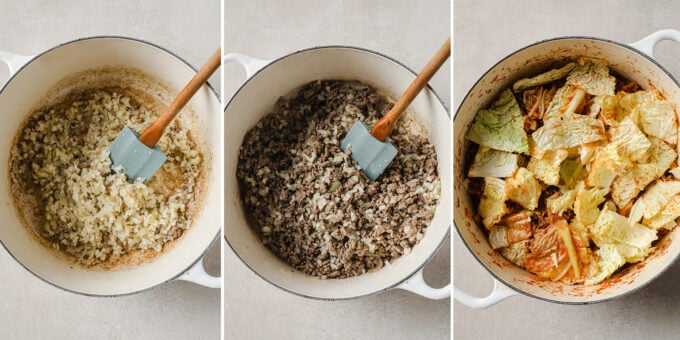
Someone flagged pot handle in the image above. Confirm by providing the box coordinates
[175,255,221,288]
[223,53,270,79]
[0,49,33,84]
[395,267,451,300]
[453,278,518,309]
[629,29,680,59]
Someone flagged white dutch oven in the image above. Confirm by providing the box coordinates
[224,47,451,300]
[455,30,680,307]
[0,37,222,296]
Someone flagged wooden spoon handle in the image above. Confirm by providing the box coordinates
[370,37,451,141]
[139,47,222,147]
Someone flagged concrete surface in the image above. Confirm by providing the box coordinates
[454,0,680,339]
[224,0,451,339]
[0,1,221,339]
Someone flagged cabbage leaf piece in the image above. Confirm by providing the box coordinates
[609,117,651,163]
[506,167,541,210]
[617,90,660,122]
[547,188,576,216]
[512,62,576,92]
[466,89,529,153]
[593,94,620,127]
[611,138,676,208]
[574,181,609,227]
[479,177,508,229]
[639,100,678,146]
[566,57,616,96]
[468,147,519,178]
[527,149,568,186]
[585,244,626,286]
[586,144,633,189]
[544,85,587,121]
[499,240,528,268]
[488,211,533,249]
[642,193,680,230]
[628,180,680,224]
[531,113,605,151]
[560,158,585,189]
[590,209,657,263]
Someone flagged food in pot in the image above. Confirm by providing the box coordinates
[465,57,679,285]
[10,87,205,268]
[237,80,441,279]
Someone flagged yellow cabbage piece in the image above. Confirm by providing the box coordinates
[566,57,616,96]
[586,144,633,189]
[642,193,680,230]
[585,244,626,286]
[617,90,660,122]
[468,147,519,178]
[527,149,569,186]
[506,167,541,210]
[611,138,676,208]
[479,177,508,229]
[466,89,529,153]
[590,209,657,263]
[531,113,606,151]
[574,181,609,227]
[639,100,678,146]
[629,180,680,224]
[499,240,528,268]
[547,189,576,216]
[609,117,651,163]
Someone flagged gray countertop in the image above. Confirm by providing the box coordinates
[454,0,680,339]
[224,0,451,339]
[0,1,221,339]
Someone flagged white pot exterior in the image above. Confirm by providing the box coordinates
[224,47,451,299]
[454,37,680,303]
[0,37,222,296]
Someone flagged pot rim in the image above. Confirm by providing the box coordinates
[454,35,680,304]
[223,44,451,300]
[0,35,221,297]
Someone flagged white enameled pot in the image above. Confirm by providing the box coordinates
[224,47,451,300]
[0,37,222,296]
[454,30,680,307]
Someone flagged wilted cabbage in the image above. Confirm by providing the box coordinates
[499,240,529,268]
[574,181,609,227]
[566,57,616,96]
[547,189,576,215]
[528,149,569,185]
[468,147,519,178]
[629,180,680,224]
[506,167,541,210]
[466,89,529,153]
[590,209,657,263]
[479,177,508,229]
[609,117,651,162]
[531,113,605,151]
[642,193,680,230]
[586,144,633,189]
[639,100,678,146]
[585,244,626,286]
[513,62,576,93]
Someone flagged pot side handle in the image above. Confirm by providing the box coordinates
[0,49,33,84]
[453,278,518,309]
[223,53,270,79]
[175,255,221,288]
[395,267,451,300]
[629,29,680,59]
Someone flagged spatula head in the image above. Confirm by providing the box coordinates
[109,126,166,182]
[340,121,397,181]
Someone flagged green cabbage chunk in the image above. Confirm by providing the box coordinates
[566,57,616,96]
[531,113,605,151]
[512,62,576,92]
[527,149,569,185]
[590,209,657,263]
[468,147,519,178]
[466,89,529,153]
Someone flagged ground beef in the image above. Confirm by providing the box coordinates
[237,80,441,279]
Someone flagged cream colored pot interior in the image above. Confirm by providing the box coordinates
[455,37,680,303]
[225,47,451,299]
[0,38,222,296]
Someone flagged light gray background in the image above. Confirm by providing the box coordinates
[224,0,451,339]
[0,1,221,339]
[454,1,680,339]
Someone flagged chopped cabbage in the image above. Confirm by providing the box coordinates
[499,240,528,268]
[547,189,576,215]
[594,94,620,127]
[531,113,606,151]
[468,147,519,178]
[566,57,616,96]
[639,100,678,146]
[574,181,609,227]
[612,138,676,208]
[569,219,590,246]
[617,90,660,121]
[609,117,651,162]
[466,89,529,153]
[590,209,657,263]
[513,62,576,92]
[628,180,680,224]
[642,193,680,230]
[527,149,568,185]
[506,167,541,210]
[671,166,680,180]
[560,158,584,188]
[479,177,508,229]
[585,244,626,286]
[586,144,633,188]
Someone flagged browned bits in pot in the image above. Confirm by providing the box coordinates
[237,80,441,279]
